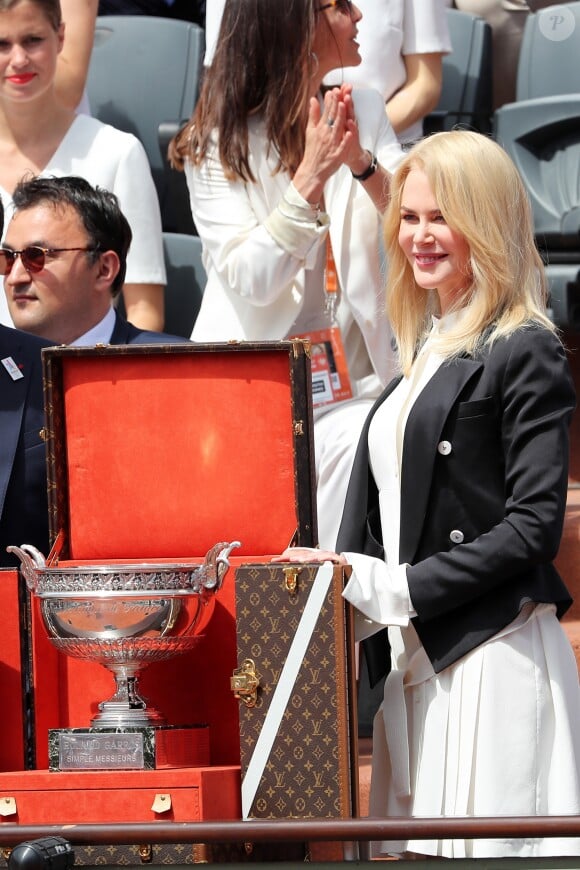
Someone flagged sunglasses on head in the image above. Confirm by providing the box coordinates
[319,0,354,14]
[0,245,98,276]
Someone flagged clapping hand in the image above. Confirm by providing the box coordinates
[292,85,377,204]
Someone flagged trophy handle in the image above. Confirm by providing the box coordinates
[201,540,241,591]
[6,544,47,591]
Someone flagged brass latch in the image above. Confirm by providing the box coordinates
[231,658,260,708]
[283,565,300,596]
[151,793,172,814]
[138,845,152,863]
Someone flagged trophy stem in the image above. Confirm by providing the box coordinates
[91,664,166,727]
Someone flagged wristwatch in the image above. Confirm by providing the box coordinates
[351,151,378,182]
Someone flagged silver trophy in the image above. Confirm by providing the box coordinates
[9,541,240,730]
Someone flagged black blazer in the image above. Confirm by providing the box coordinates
[336,325,576,684]
[0,326,52,566]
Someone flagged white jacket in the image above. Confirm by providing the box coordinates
[185,89,403,389]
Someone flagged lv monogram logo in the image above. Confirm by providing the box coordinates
[236,563,353,818]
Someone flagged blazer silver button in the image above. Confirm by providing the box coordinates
[437,440,452,455]
[449,529,464,544]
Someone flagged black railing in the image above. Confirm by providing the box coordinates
[0,815,580,846]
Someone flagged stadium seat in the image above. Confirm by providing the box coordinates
[162,233,206,338]
[494,3,580,329]
[118,233,206,338]
[86,16,204,235]
[424,8,493,136]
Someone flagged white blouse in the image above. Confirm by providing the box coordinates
[342,317,449,634]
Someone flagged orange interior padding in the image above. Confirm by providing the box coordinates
[60,352,299,561]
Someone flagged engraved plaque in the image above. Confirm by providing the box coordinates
[48,725,210,771]
[57,731,145,771]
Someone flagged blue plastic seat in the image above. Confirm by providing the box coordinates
[494,3,580,329]
[117,233,206,338]
[86,16,204,235]
[424,8,492,136]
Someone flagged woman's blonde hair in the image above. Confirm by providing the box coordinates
[384,130,554,375]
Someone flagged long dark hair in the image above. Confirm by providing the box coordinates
[169,0,319,180]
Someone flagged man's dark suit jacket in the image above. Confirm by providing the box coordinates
[336,326,576,686]
[0,326,52,567]
[109,310,190,345]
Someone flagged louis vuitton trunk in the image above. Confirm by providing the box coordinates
[233,561,358,821]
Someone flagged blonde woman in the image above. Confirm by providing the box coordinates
[278,130,580,858]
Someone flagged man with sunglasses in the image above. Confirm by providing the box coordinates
[1,176,188,347]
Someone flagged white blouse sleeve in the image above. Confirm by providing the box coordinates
[402,0,452,56]
[185,150,329,308]
[342,553,416,642]
[264,181,330,256]
[111,135,166,286]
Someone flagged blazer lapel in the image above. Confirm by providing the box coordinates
[336,376,402,553]
[399,357,482,564]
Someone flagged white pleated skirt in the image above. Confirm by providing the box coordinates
[369,603,580,859]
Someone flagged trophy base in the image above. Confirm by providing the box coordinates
[48,724,210,771]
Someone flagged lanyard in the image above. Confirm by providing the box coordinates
[325,236,339,321]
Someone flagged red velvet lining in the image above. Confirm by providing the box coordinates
[18,349,305,774]
[60,353,299,560]
[0,570,26,771]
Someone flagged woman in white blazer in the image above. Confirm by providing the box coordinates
[170,0,404,548]
[276,131,580,858]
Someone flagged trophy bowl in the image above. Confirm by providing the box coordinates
[8,540,240,728]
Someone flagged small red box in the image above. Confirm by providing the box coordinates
[0,767,240,825]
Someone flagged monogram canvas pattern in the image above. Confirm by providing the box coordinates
[235,563,357,819]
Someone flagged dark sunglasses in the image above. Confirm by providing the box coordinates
[0,245,99,276]
[319,0,354,15]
